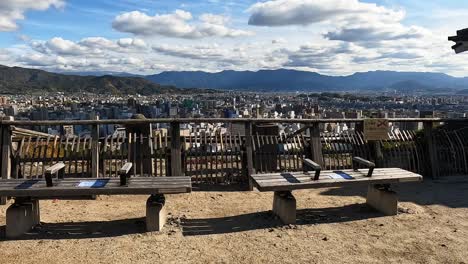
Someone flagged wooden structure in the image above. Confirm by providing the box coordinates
[251,157,423,224]
[0,162,191,238]
[0,117,466,188]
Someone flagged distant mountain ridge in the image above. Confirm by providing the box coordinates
[145,69,468,93]
[0,65,187,95]
[2,65,467,94]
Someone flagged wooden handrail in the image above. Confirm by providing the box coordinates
[352,157,375,177]
[45,162,65,187]
[303,159,321,180]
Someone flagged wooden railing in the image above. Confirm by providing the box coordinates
[1,117,468,190]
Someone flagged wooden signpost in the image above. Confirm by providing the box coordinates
[364,119,389,141]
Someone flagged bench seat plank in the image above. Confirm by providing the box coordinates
[252,168,422,192]
[0,177,192,197]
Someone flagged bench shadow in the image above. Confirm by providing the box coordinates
[181,203,381,236]
[0,217,146,241]
[319,179,468,208]
[192,183,249,192]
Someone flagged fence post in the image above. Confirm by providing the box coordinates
[308,123,324,165]
[91,116,100,178]
[370,141,384,167]
[170,122,182,176]
[1,116,13,205]
[127,115,154,176]
[423,121,438,179]
[244,121,254,190]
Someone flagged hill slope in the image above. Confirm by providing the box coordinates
[0,65,180,95]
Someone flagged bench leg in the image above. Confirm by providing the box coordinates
[146,194,166,232]
[273,191,296,224]
[366,185,398,216]
[6,199,39,238]
[30,200,40,225]
[0,196,7,205]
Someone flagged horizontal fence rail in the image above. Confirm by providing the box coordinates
[1,117,468,189]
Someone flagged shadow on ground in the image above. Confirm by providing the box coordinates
[181,203,381,236]
[0,217,146,241]
[192,183,249,192]
[319,178,468,208]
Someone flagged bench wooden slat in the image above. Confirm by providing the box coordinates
[251,168,422,192]
[255,171,420,181]
[0,177,192,197]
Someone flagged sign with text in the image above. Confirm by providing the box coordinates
[364,119,389,141]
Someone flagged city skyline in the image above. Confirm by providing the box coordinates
[0,0,467,76]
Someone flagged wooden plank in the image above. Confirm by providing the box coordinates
[424,121,437,179]
[1,117,13,181]
[170,122,182,176]
[251,168,422,192]
[0,177,192,197]
[309,123,323,166]
[91,116,100,178]
[244,122,254,190]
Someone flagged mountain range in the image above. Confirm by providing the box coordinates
[145,69,468,93]
[1,64,468,94]
[0,65,194,95]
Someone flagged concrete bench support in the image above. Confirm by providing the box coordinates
[272,191,296,224]
[6,199,40,238]
[146,194,166,232]
[366,185,398,216]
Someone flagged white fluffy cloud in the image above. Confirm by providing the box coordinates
[112,10,253,39]
[248,0,403,27]
[0,0,64,31]
[31,37,148,56]
[153,44,251,66]
[248,0,429,45]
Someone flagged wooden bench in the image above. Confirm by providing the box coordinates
[251,157,423,224]
[0,162,191,238]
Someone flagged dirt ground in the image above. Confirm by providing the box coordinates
[1,178,468,264]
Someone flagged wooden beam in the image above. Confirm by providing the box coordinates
[1,116,13,181]
[91,116,100,178]
[170,122,182,176]
[308,123,324,166]
[1,117,13,205]
[244,121,254,190]
[423,121,438,179]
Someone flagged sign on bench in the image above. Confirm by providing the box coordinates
[251,157,423,224]
[0,162,192,239]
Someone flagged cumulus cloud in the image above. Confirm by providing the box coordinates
[248,0,403,27]
[30,37,148,56]
[0,0,65,31]
[248,0,429,45]
[277,42,360,69]
[153,44,249,66]
[112,10,253,39]
[324,25,428,43]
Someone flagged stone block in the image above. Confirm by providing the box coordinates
[273,191,297,224]
[6,203,35,238]
[146,195,167,232]
[366,185,398,216]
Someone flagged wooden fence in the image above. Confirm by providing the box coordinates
[1,118,468,188]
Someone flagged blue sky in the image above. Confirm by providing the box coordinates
[0,0,467,76]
